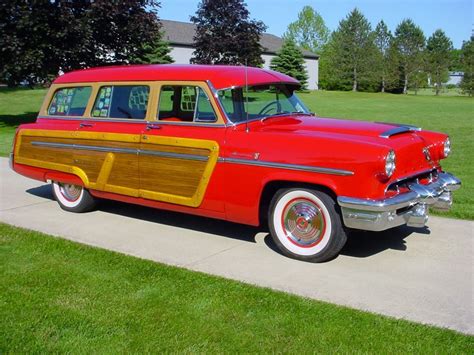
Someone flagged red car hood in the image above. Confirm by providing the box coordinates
[257,115,395,138]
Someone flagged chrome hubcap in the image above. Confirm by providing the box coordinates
[282,199,325,247]
[59,183,82,202]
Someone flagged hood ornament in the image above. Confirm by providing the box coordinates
[423,147,432,162]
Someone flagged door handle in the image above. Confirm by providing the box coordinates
[79,122,94,128]
[146,124,162,130]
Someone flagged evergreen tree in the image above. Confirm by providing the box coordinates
[426,30,453,95]
[460,36,474,96]
[270,39,308,90]
[394,19,426,94]
[374,20,398,92]
[190,0,266,66]
[284,6,329,53]
[323,8,377,91]
[131,31,174,64]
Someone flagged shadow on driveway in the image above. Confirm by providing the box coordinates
[26,184,423,260]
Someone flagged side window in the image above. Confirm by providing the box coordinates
[158,85,217,123]
[48,86,92,116]
[92,85,149,119]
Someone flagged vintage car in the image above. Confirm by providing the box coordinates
[10,64,460,262]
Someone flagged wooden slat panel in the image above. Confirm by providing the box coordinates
[139,155,206,198]
[18,136,74,166]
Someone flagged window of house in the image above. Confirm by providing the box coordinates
[48,86,92,116]
[92,85,150,119]
[157,85,217,123]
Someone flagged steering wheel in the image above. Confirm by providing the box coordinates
[258,101,282,116]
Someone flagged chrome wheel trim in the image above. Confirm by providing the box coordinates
[273,190,332,256]
[53,181,85,208]
[59,183,82,202]
[282,198,326,247]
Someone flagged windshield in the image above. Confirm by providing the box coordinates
[217,84,310,123]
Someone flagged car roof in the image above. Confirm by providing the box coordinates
[53,64,300,90]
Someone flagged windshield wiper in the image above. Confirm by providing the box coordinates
[260,111,314,123]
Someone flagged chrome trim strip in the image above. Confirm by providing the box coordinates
[219,157,354,176]
[30,141,209,162]
[380,125,421,138]
[139,149,209,161]
[156,121,226,128]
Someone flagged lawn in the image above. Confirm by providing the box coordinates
[0,87,472,219]
[1,223,472,353]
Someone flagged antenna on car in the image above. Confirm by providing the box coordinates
[245,60,250,133]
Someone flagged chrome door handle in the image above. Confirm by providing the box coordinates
[146,124,162,130]
[79,122,94,128]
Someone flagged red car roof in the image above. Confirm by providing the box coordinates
[53,64,300,89]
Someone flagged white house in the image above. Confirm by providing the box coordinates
[161,20,320,90]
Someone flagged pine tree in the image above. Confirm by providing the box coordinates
[460,36,474,96]
[270,39,309,90]
[374,20,398,92]
[323,8,377,92]
[426,30,453,95]
[190,0,266,66]
[394,19,426,94]
[131,31,174,64]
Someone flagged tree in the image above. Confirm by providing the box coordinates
[426,30,453,95]
[449,49,463,71]
[0,0,164,86]
[283,6,329,54]
[130,31,174,64]
[270,39,308,89]
[322,8,377,92]
[374,20,399,92]
[394,19,426,94]
[190,0,266,66]
[459,36,474,96]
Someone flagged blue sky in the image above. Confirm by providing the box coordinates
[160,0,472,49]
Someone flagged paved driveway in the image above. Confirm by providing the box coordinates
[1,158,473,334]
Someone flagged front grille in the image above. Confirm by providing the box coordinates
[387,169,438,194]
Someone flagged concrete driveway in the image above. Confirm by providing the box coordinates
[1,158,473,335]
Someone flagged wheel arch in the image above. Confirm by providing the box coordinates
[258,179,338,227]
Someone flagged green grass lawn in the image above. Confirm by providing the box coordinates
[0,87,472,219]
[1,223,472,353]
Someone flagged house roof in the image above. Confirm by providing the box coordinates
[53,64,300,89]
[161,19,319,59]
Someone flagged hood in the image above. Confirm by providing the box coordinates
[250,114,446,180]
[256,115,399,139]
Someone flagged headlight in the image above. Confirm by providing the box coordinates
[444,137,451,158]
[385,150,396,177]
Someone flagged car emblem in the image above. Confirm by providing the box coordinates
[423,147,431,161]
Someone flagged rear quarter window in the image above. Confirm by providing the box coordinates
[48,87,92,116]
[92,85,150,120]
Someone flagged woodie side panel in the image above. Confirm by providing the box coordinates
[139,156,206,198]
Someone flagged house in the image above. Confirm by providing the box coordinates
[447,71,464,86]
[161,20,320,90]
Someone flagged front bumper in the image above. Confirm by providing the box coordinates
[337,172,461,231]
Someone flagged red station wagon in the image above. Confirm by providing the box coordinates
[10,64,461,262]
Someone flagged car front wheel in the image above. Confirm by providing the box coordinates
[268,188,347,262]
[51,181,96,213]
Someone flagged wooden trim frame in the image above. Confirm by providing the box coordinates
[14,128,220,208]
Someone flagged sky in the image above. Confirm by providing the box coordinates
[159,0,473,49]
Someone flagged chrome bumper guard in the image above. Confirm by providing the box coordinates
[337,172,461,231]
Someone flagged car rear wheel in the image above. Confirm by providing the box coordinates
[268,188,347,262]
[51,181,96,213]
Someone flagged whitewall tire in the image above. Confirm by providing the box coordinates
[52,181,97,213]
[269,188,347,262]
